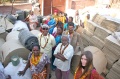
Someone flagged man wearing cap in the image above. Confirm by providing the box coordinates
[38,24,56,58]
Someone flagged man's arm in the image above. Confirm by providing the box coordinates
[54,53,67,61]
[57,53,67,61]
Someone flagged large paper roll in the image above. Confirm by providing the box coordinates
[6,31,19,41]
[30,30,40,37]
[2,40,30,66]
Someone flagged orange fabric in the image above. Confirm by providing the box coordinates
[32,68,47,79]
[74,68,82,79]
[30,53,42,66]
[74,68,104,79]
[91,69,104,79]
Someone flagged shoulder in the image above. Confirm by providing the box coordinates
[91,69,104,79]
[62,30,68,35]
[74,32,80,36]
[57,43,62,47]
[49,34,55,40]
[49,34,54,37]
[55,43,62,48]
[37,33,42,37]
[68,44,74,50]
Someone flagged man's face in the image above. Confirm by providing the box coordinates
[30,11,33,15]
[54,12,57,15]
[61,36,68,45]
[42,27,49,35]
[68,25,74,31]
[32,46,40,57]
[68,18,72,22]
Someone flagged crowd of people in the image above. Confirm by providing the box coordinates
[9,9,104,79]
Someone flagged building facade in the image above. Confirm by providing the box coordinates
[39,0,95,16]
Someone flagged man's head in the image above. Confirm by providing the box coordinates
[46,15,51,21]
[41,24,49,35]
[30,10,34,15]
[68,22,74,32]
[54,10,58,15]
[75,10,79,15]
[61,35,69,45]
[68,16,73,22]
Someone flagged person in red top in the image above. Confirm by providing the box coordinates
[74,51,104,79]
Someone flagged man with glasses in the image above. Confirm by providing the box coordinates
[38,24,56,78]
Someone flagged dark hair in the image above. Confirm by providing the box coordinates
[64,13,67,16]
[68,22,74,27]
[57,26,63,31]
[56,21,63,27]
[59,12,62,14]
[78,51,93,78]
[69,16,73,21]
[31,43,40,50]
[56,21,63,32]
[29,10,33,14]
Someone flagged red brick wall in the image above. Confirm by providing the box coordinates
[52,0,66,13]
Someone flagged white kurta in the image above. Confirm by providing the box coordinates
[38,33,56,58]
[53,43,74,71]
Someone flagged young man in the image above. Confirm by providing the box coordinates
[62,22,84,74]
[64,17,76,31]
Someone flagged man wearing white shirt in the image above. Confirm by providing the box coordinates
[53,35,74,79]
